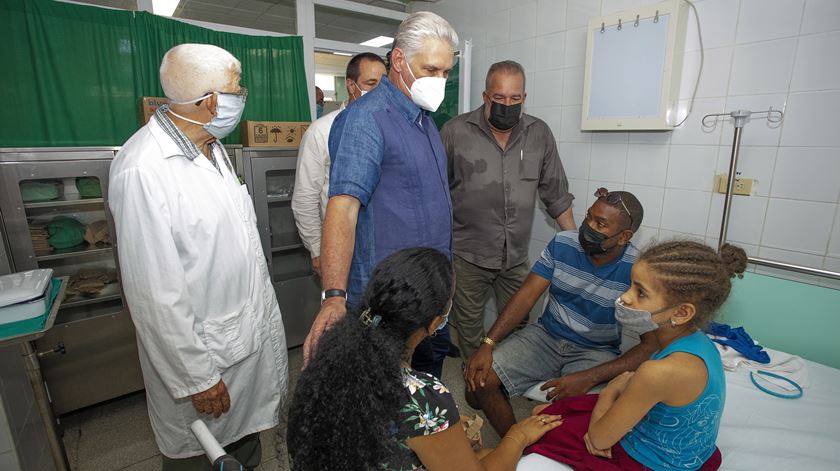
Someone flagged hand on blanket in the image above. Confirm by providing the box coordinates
[541,372,595,401]
[584,432,612,459]
[507,414,564,448]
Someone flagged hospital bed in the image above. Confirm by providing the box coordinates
[515,349,840,470]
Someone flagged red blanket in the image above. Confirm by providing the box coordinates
[525,394,721,471]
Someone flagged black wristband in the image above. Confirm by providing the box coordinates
[321,289,347,303]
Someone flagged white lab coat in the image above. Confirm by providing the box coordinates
[109,118,288,458]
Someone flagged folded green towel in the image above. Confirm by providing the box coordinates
[48,216,86,249]
[20,180,64,202]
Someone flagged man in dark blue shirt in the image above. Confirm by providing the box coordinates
[303,12,459,378]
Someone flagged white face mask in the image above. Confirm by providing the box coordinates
[169,88,248,139]
[614,297,673,334]
[400,61,446,112]
[352,82,368,99]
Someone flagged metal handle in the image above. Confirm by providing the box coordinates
[37,341,66,358]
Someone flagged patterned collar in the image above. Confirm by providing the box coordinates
[152,104,230,173]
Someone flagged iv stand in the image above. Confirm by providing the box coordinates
[701,108,783,251]
[703,108,840,281]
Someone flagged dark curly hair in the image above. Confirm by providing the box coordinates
[639,241,748,328]
[287,247,453,470]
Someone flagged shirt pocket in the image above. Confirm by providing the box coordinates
[202,303,263,369]
[519,155,541,181]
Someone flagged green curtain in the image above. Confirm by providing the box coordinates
[432,58,460,130]
[0,0,310,147]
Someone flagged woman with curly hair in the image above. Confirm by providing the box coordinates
[288,247,563,470]
[527,241,748,471]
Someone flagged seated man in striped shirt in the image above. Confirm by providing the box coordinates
[463,188,654,437]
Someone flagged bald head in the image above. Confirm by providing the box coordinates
[160,44,241,103]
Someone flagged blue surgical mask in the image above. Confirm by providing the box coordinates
[169,88,248,139]
[436,300,452,332]
[614,297,673,333]
[315,103,324,118]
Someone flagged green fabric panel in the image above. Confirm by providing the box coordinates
[717,272,840,369]
[0,277,61,340]
[432,58,460,130]
[0,0,310,147]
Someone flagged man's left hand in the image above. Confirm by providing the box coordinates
[191,379,230,418]
[540,371,595,402]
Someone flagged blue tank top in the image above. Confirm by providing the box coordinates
[620,330,725,471]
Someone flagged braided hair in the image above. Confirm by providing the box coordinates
[639,241,747,327]
[288,247,452,470]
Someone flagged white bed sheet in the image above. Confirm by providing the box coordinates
[516,350,840,471]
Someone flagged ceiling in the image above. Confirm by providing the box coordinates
[172,0,402,43]
[68,0,406,46]
[314,50,352,76]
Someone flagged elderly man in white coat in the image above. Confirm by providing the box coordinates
[109,43,288,469]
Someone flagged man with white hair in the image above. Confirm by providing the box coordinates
[109,43,288,469]
[303,11,458,378]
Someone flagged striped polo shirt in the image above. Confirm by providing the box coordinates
[532,230,638,354]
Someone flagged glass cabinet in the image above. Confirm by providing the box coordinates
[0,148,144,415]
[242,148,320,348]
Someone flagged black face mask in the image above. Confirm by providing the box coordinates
[488,101,522,131]
[578,223,623,256]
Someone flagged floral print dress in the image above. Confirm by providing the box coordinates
[379,367,461,471]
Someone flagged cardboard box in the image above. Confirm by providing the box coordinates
[139,97,168,125]
[241,121,310,147]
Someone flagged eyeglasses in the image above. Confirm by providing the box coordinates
[594,187,633,228]
[195,87,248,106]
[222,86,248,101]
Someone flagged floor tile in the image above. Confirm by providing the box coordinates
[117,454,161,471]
[62,346,541,468]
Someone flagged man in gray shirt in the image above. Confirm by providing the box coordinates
[441,60,576,359]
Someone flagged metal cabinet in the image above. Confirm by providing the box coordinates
[242,148,319,348]
[0,148,144,415]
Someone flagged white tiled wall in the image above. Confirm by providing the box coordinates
[416,0,840,283]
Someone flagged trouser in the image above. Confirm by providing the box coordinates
[450,255,531,359]
[161,432,262,471]
[411,325,450,379]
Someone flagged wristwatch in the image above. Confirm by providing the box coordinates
[481,336,497,348]
[321,289,347,303]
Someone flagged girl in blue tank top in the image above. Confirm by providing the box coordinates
[529,241,748,471]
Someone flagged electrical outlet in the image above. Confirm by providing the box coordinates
[715,175,754,196]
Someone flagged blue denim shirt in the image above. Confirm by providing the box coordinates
[328,76,453,304]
